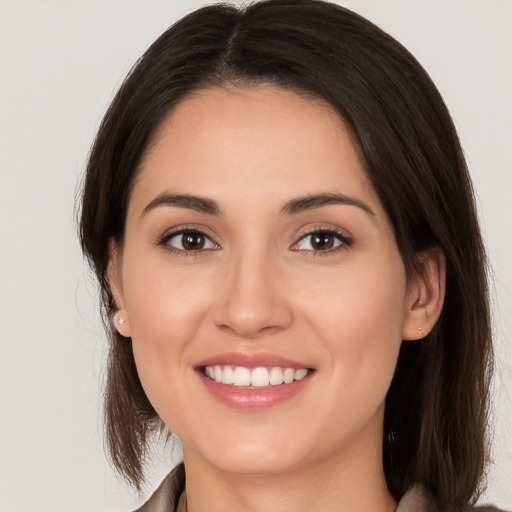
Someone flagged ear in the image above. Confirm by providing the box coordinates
[107,238,131,338]
[402,247,446,340]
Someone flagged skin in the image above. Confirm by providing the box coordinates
[109,86,445,512]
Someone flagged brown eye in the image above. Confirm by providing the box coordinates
[310,233,335,250]
[293,230,350,252]
[182,233,205,250]
[166,230,217,252]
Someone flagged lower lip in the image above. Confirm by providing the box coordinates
[198,371,313,411]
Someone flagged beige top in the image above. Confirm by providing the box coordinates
[135,463,505,512]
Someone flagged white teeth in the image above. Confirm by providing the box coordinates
[294,368,308,381]
[283,368,295,384]
[233,366,251,387]
[269,367,284,385]
[221,365,234,385]
[203,365,310,387]
[251,367,270,387]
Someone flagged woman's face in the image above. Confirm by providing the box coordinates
[111,86,421,476]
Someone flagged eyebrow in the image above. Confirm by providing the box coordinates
[141,193,222,217]
[280,193,375,216]
[140,192,374,218]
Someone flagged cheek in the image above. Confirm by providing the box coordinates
[300,249,406,333]
[121,254,216,411]
[124,252,214,340]
[297,249,407,394]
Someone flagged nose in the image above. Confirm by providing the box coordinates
[213,250,293,339]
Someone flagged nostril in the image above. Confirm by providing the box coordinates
[215,321,286,339]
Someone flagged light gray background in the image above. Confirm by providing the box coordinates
[0,1,510,511]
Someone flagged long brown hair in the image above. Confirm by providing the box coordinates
[79,1,492,508]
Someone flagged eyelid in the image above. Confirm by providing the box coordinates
[155,223,351,255]
[291,225,353,253]
[158,225,221,252]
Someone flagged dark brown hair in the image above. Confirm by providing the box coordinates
[79,1,493,509]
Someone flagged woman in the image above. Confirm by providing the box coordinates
[79,1,504,511]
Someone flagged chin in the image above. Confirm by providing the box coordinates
[188,433,308,476]
[211,453,300,477]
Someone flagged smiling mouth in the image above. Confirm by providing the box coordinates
[201,365,311,388]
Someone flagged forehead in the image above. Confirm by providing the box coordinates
[152,85,362,167]
[131,85,379,215]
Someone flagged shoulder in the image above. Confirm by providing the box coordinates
[397,486,510,512]
[134,463,185,512]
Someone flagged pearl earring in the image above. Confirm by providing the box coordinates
[418,325,423,337]
[113,313,125,325]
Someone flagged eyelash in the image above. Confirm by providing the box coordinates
[291,227,353,256]
[158,226,353,256]
[159,227,218,257]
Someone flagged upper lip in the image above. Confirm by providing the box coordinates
[194,352,313,370]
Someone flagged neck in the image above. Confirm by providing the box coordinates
[182,423,396,512]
